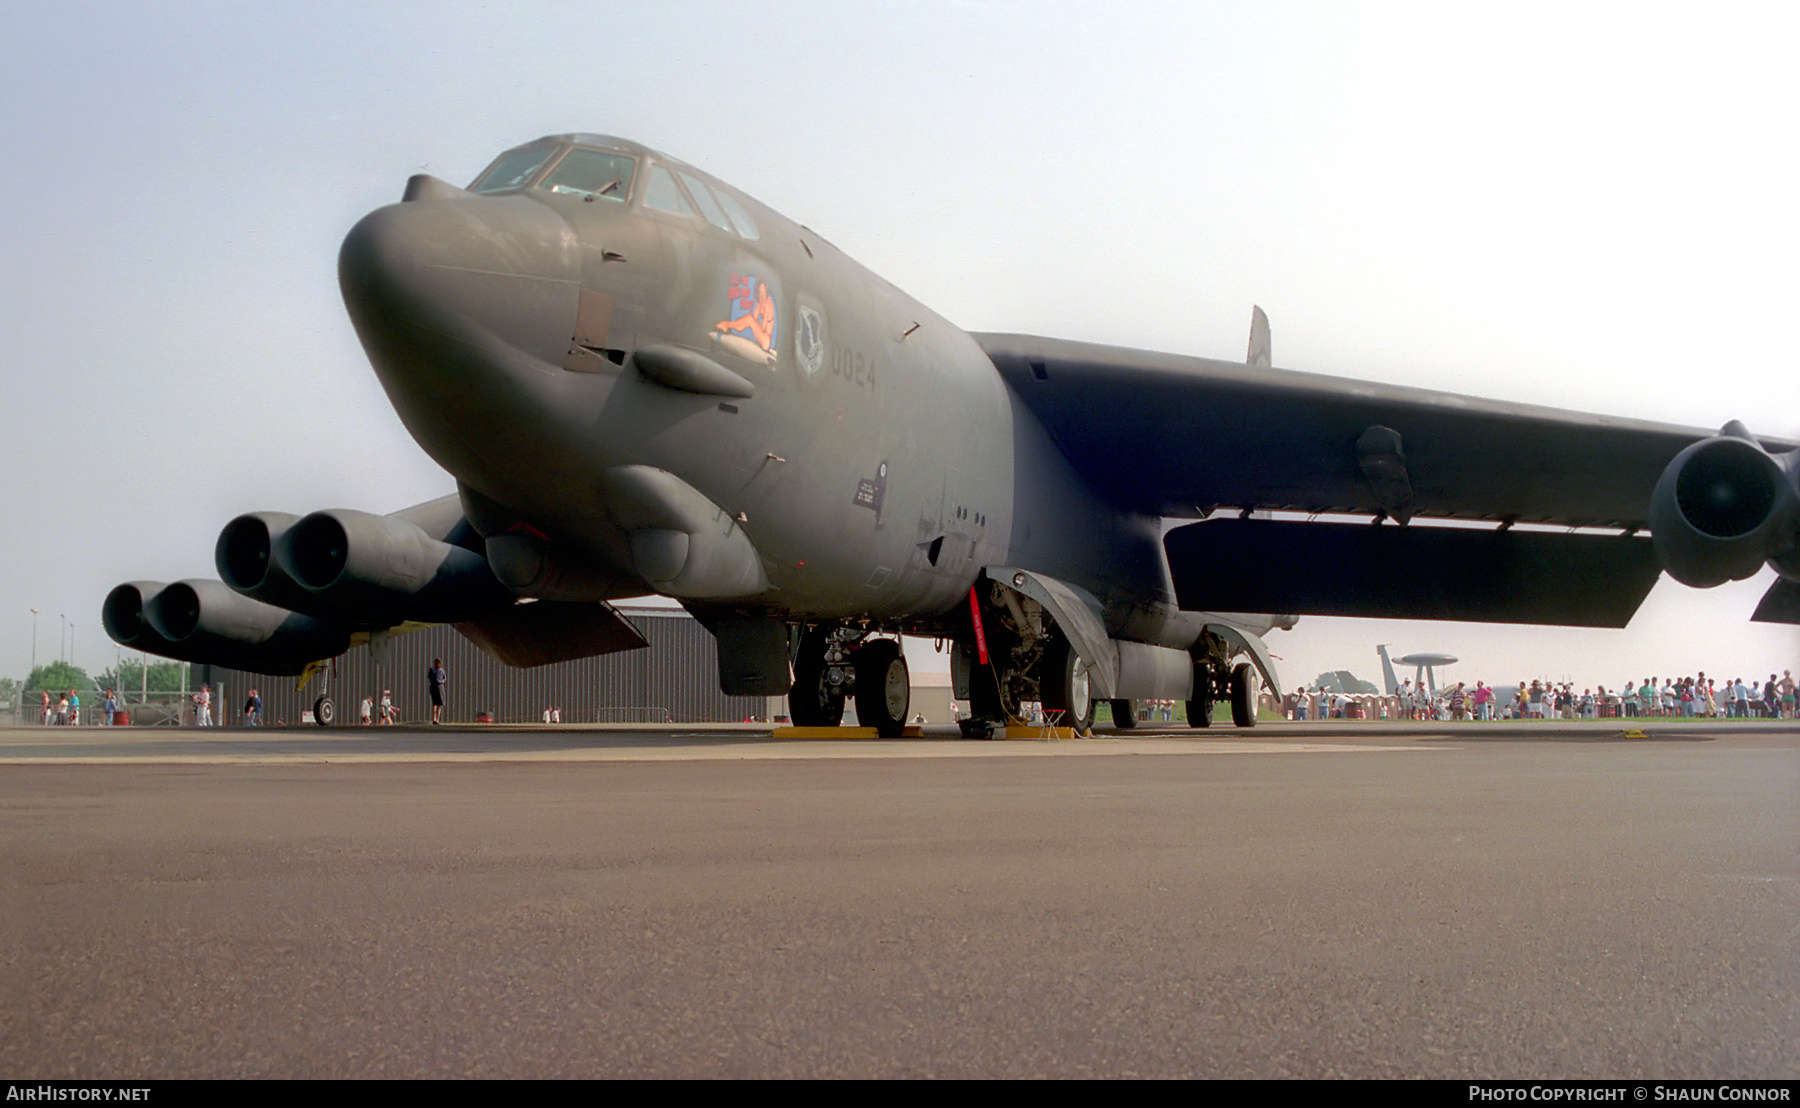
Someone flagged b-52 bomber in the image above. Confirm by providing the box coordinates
[104,135,1800,735]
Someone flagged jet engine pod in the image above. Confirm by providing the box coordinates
[214,511,341,616]
[135,579,353,674]
[102,581,181,655]
[277,508,512,622]
[1648,423,1799,588]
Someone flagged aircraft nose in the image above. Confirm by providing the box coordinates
[339,190,582,371]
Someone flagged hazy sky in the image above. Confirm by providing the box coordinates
[2,1,1795,693]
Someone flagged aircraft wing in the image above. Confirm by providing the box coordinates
[976,333,1798,626]
[977,332,1793,525]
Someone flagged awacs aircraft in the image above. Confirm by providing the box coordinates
[104,134,1800,735]
[1377,645,1458,697]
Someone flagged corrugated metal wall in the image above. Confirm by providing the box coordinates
[204,607,764,725]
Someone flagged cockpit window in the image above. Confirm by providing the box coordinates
[677,170,735,233]
[541,148,636,202]
[643,165,695,215]
[712,190,761,240]
[470,146,558,194]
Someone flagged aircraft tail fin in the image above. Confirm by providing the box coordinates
[1377,644,1399,694]
[1246,305,1271,368]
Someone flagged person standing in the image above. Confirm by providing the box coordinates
[243,688,261,727]
[194,683,212,727]
[427,660,446,725]
[67,689,80,727]
[40,689,51,726]
[103,688,118,726]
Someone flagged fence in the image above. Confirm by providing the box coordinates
[17,688,201,727]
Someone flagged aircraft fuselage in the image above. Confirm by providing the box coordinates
[340,135,1193,645]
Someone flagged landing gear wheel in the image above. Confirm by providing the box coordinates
[790,626,845,727]
[1109,699,1138,730]
[1229,662,1257,728]
[1186,665,1213,729]
[1041,635,1094,733]
[312,696,335,727]
[853,638,910,738]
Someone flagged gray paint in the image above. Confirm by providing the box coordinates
[107,133,1800,733]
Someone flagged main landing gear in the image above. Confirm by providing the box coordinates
[1187,657,1257,729]
[790,626,911,738]
[959,579,1094,735]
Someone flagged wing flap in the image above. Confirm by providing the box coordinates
[1165,518,1662,627]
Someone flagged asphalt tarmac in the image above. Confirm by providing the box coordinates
[0,718,1794,1078]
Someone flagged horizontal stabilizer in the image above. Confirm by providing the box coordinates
[1165,518,1662,627]
[1751,578,1800,624]
[454,600,649,668]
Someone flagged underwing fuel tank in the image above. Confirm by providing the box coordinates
[1648,421,1800,588]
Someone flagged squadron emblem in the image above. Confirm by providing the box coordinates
[794,304,824,375]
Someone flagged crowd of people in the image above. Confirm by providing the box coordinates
[1285,670,1796,721]
[38,687,127,726]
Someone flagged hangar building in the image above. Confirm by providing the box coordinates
[206,605,769,726]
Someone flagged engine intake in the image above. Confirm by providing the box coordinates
[214,511,346,616]
[276,508,512,621]
[102,581,181,655]
[104,579,353,675]
[1649,423,1799,588]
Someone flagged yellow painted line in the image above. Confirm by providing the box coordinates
[770,726,925,739]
